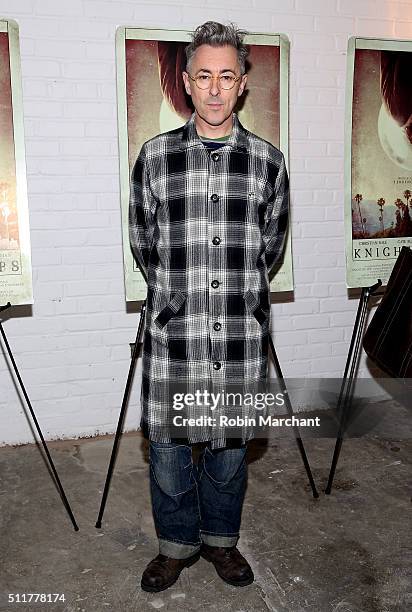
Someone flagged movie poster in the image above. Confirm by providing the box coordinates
[0,20,32,305]
[345,37,412,288]
[116,28,292,302]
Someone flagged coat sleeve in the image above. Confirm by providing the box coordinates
[262,152,289,276]
[129,144,156,280]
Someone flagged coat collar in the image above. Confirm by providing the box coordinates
[180,112,248,152]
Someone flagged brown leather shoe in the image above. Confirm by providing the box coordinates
[141,551,200,592]
[200,543,254,586]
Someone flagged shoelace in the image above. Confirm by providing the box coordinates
[216,547,240,566]
[151,555,172,568]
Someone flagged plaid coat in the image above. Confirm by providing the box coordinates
[129,113,289,448]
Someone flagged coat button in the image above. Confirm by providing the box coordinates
[211,152,220,162]
[211,193,219,202]
[213,361,221,370]
[213,322,222,331]
[212,236,221,245]
[211,280,220,289]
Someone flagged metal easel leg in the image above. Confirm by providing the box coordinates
[268,335,319,499]
[325,281,382,494]
[95,300,146,528]
[0,302,79,531]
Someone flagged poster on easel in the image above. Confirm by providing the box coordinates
[0,18,32,305]
[345,37,412,289]
[116,27,293,302]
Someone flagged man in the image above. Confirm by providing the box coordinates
[129,21,289,593]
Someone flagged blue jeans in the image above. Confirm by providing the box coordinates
[149,441,248,559]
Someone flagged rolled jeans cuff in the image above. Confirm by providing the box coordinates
[158,538,201,559]
[200,532,239,547]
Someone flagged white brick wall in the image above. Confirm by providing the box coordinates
[1,0,411,445]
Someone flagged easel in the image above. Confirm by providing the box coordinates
[0,302,79,530]
[95,300,146,528]
[96,300,318,527]
[269,335,319,498]
[325,280,383,494]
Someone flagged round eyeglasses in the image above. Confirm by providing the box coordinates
[187,73,242,91]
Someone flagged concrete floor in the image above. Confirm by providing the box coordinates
[0,400,411,612]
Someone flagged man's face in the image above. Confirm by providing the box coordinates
[182,44,247,136]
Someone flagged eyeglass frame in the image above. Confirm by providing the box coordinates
[186,71,243,91]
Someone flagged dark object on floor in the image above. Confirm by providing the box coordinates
[363,246,412,377]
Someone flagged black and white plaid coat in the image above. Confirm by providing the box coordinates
[129,113,289,448]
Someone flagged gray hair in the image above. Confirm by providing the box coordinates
[185,21,249,75]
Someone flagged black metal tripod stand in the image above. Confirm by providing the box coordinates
[325,280,383,495]
[0,302,79,530]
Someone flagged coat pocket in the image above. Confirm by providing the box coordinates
[243,290,269,327]
[153,291,187,329]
